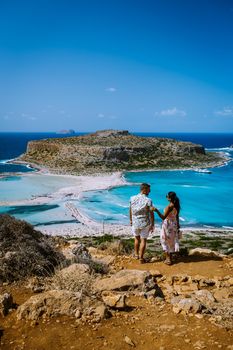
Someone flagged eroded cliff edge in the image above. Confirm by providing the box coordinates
[18,130,225,174]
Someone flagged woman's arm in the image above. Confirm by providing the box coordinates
[177,213,180,230]
[152,204,174,220]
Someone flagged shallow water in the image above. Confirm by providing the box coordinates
[78,151,233,228]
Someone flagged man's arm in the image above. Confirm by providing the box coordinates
[129,204,132,226]
[149,209,154,232]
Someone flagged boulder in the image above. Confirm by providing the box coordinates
[102,291,127,309]
[17,290,82,321]
[189,248,224,258]
[194,290,216,306]
[213,287,233,301]
[172,297,203,314]
[93,269,152,292]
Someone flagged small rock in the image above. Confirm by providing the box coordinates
[75,309,81,318]
[159,324,175,332]
[193,340,207,349]
[124,336,135,347]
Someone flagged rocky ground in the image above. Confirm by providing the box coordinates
[0,217,233,350]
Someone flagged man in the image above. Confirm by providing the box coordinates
[129,183,154,263]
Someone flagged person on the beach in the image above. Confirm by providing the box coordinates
[129,183,154,263]
[152,191,181,265]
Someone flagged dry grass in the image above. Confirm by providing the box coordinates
[0,215,65,282]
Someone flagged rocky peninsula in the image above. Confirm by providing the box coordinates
[18,130,225,175]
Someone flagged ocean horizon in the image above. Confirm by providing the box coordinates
[0,132,233,229]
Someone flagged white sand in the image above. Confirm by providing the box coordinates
[2,171,137,237]
[2,168,233,238]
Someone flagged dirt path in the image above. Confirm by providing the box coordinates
[0,256,232,350]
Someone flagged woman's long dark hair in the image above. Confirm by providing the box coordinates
[167,191,181,214]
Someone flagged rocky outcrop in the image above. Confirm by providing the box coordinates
[18,129,223,174]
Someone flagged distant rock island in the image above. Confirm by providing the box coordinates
[19,129,225,174]
[56,129,75,135]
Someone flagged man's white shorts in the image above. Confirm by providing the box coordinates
[132,225,150,239]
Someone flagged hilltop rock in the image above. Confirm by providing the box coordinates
[18,129,223,174]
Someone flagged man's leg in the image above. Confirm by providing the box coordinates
[139,238,147,260]
[134,235,140,258]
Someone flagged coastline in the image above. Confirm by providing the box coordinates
[0,152,232,238]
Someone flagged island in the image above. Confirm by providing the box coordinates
[18,129,226,174]
[56,129,76,135]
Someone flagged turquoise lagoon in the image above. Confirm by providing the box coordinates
[0,132,233,229]
[0,174,80,227]
[78,150,233,228]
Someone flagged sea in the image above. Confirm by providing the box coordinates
[0,132,233,229]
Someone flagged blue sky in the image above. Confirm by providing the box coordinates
[1,0,233,132]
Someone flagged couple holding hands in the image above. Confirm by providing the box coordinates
[129,183,181,265]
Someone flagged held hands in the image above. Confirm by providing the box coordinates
[150,206,158,213]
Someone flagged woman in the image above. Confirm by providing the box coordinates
[152,191,181,265]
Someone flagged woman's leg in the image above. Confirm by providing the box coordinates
[164,251,172,265]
